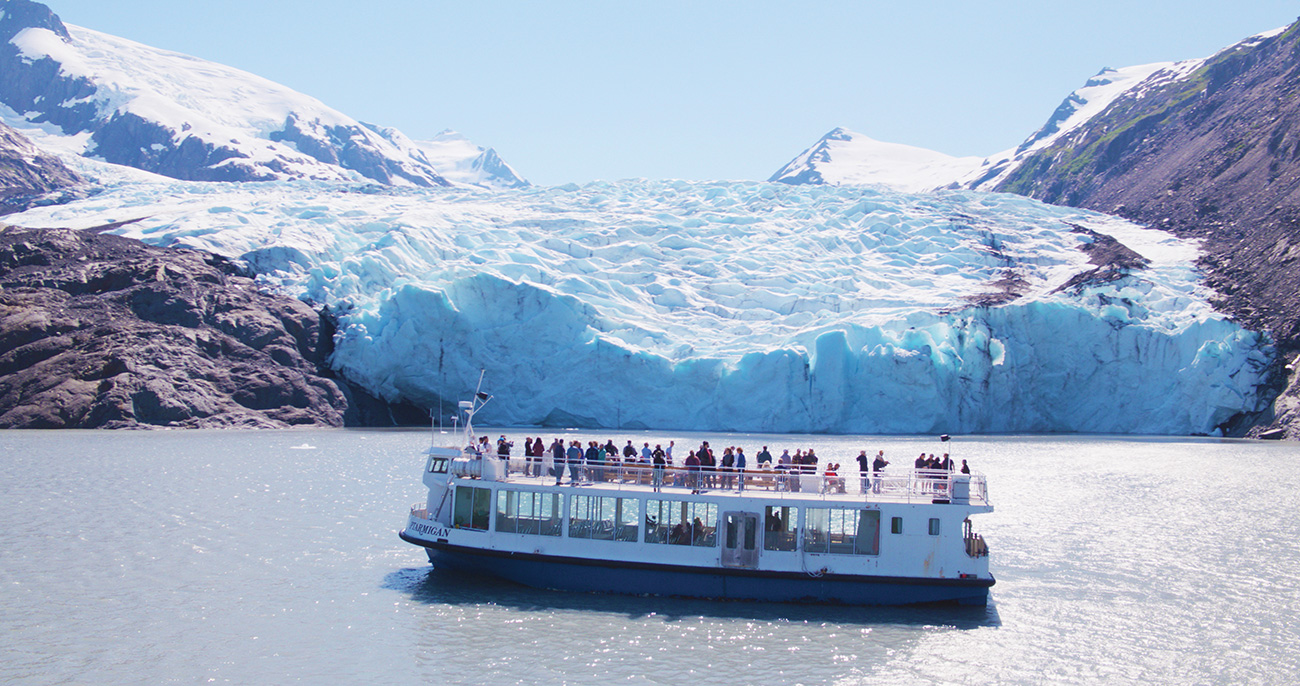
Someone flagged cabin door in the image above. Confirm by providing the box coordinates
[721,511,760,569]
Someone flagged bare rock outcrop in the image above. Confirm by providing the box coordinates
[0,224,350,428]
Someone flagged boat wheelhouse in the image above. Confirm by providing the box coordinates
[399,393,994,606]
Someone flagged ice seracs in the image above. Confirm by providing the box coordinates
[9,177,1275,436]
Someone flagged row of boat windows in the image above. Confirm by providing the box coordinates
[452,486,941,555]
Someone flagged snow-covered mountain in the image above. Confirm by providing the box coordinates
[769,128,983,193]
[0,0,521,189]
[9,175,1274,435]
[772,28,1284,194]
[366,127,529,190]
[965,61,1200,191]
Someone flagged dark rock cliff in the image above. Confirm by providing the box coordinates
[0,119,83,213]
[0,224,426,428]
[994,21,1300,436]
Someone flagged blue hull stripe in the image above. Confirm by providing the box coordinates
[400,530,992,606]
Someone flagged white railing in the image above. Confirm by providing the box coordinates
[455,455,990,506]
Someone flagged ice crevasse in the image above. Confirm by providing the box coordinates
[12,177,1275,434]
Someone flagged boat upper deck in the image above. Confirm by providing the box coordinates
[439,454,991,508]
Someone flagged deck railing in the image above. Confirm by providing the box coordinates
[451,456,989,506]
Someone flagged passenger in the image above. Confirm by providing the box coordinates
[696,441,711,488]
[497,435,513,459]
[623,440,637,459]
[670,521,688,545]
[938,452,954,494]
[778,449,792,491]
[651,446,666,492]
[720,447,735,489]
[565,440,583,485]
[531,436,545,476]
[872,450,889,493]
[824,462,844,493]
[603,440,621,480]
[698,442,715,489]
[692,517,705,545]
[665,440,677,484]
[641,442,653,463]
[545,438,562,481]
[477,435,491,457]
[685,450,702,493]
[856,450,871,494]
[791,450,803,492]
[756,445,772,466]
[960,459,971,474]
[586,441,604,482]
[735,446,747,492]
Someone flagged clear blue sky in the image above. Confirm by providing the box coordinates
[39,1,1300,186]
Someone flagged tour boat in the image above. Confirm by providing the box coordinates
[399,390,994,606]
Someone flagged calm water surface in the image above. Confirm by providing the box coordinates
[2,429,1297,685]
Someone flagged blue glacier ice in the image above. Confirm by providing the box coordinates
[11,176,1275,434]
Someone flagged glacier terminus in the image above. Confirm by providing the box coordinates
[11,174,1275,436]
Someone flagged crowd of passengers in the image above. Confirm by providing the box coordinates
[470,435,973,494]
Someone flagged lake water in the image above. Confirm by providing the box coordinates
[2,428,1297,685]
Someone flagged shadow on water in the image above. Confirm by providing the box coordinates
[382,566,1001,629]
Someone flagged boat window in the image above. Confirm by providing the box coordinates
[427,456,448,474]
[644,499,718,547]
[891,517,903,535]
[763,506,798,551]
[804,508,881,556]
[929,518,941,536]
[569,495,641,542]
[453,485,492,531]
[495,489,562,537]
[857,511,881,555]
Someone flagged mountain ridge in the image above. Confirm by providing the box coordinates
[0,0,526,191]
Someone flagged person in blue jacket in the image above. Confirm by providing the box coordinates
[564,440,584,485]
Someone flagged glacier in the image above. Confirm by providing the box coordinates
[8,173,1275,435]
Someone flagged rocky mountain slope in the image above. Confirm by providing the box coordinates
[989,21,1300,436]
[0,224,359,428]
